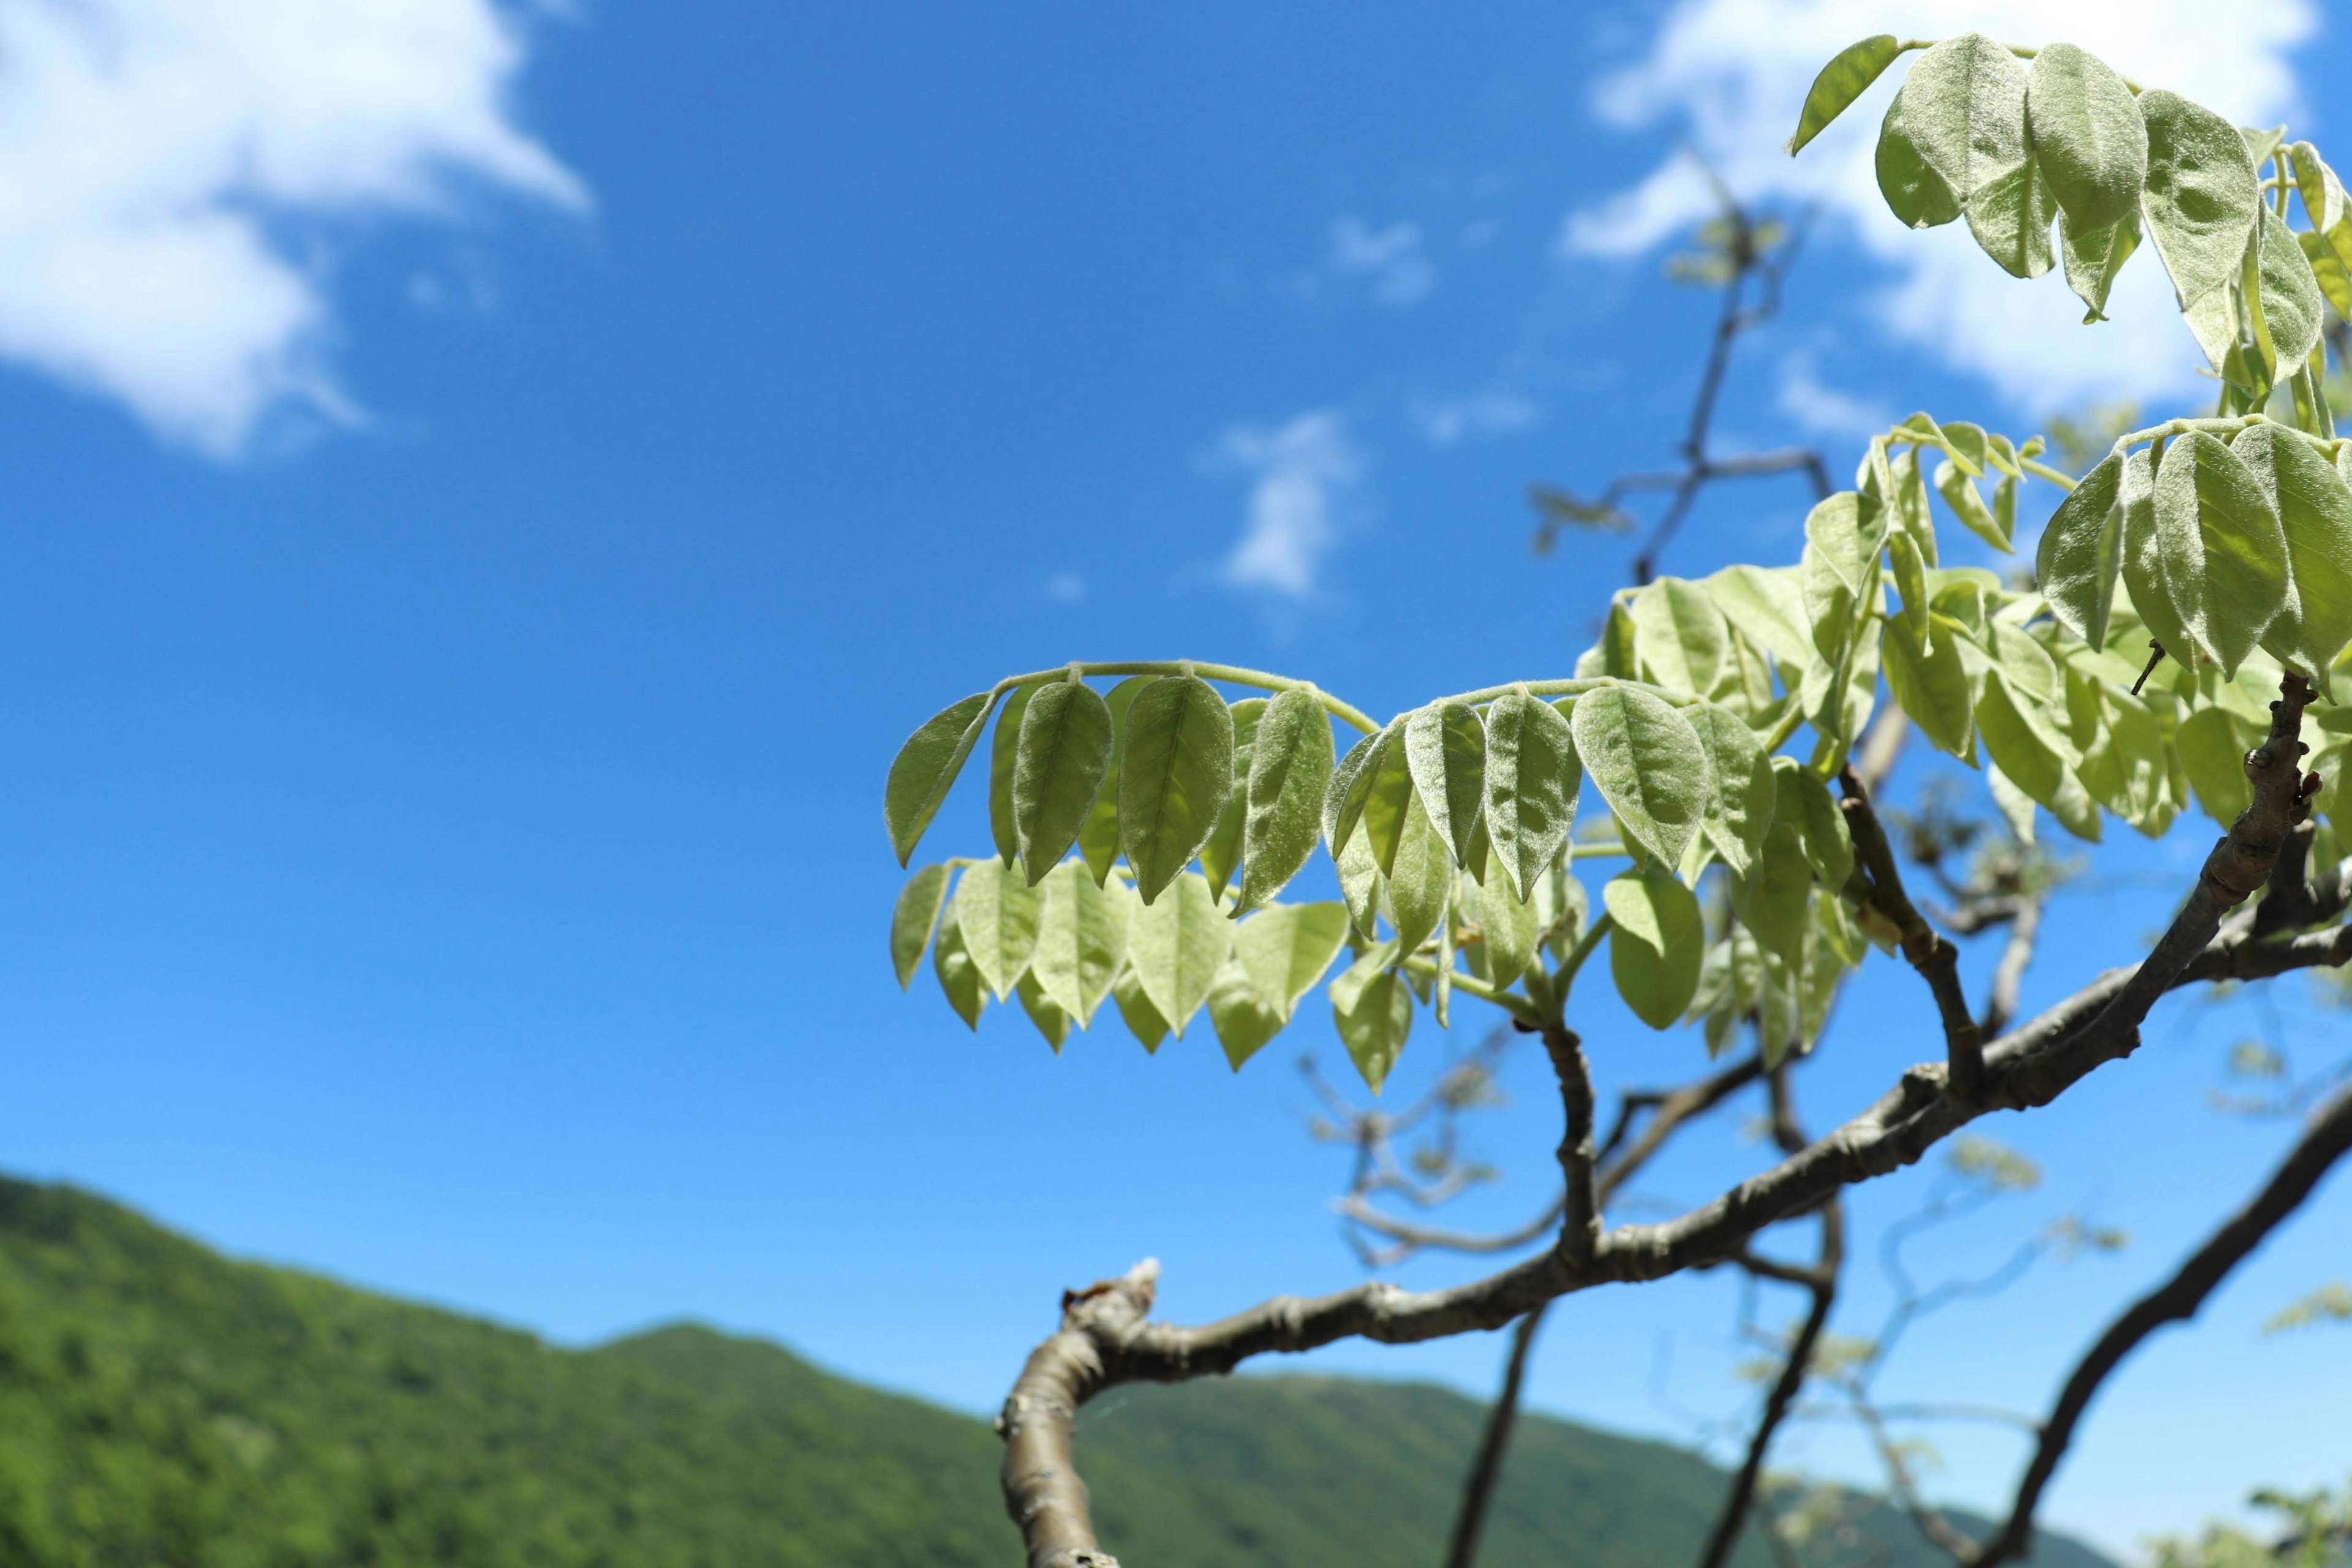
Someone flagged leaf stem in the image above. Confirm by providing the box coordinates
[1399,956,1543,1027]
[2018,459,2078,492]
[1555,912,1615,995]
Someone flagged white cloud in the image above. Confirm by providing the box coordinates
[1570,0,2317,413]
[1328,217,1436,306]
[1419,392,1537,445]
[1219,410,1361,598]
[0,0,582,457]
[1777,351,1890,436]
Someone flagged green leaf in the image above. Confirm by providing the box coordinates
[1571,685,1708,870]
[2233,424,2352,679]
[1887,35,2030,208]
[931,908,986,1030]
[1125,870,1231,1039]
[1877,90,1962,228]
[1482,691,1581,901]
[2060,206,2142,322]
[1966,149,2057,279]
[2037,452,2126,647]
[1404,699,1488,867]
[1233,902,1349,1021]
[1012,676,1115,883]
[1686,701,1774,877]
[2138,89,2263,309]
[883,690,993,866]
[2291,141,2352,274]
[2026,43,2147,233]
[1985,761,2037,843]
[1888,529,1932,650]
[1536,861,1589,963]
[1735,822,1814,966]
[989,682,1038,867]
[2154,431,2289,678]
[1934,458,2011,552]
[1336,820,1382,940]
[1030,861,1131,1024]
[1630,577,1731,697]
[1016,970,1074,1052]
[1326,714,1413,875]
[1883,608,1977,758]
[1205,957,1286,1071]
[1385,793,1453,958]
[1774,761,1853,888]
[1986,617,2059,709]
[2250,206,2326,379]
[1118,674,1236,905]
[1976,671,2082,818]
[1801,491,1885,660]
[1077,676,1152,885]
[1604,863,1703,1030]
[1237,688,1338,913]
[1706,565,1814,669]
[1891,445,1939,559]
[1473,844,1540,989]
[890,863,951,989]
[1787,34,1901,154]
[2118,448,2196,663]
[1331,948,1413,1092]
[2301,228,2352,319]
[2176,704,2253,824]
[953,858,1042,1003]
[1110,963,1170,1053]
[1324,727,1381,852]
[1199,698,1265,902]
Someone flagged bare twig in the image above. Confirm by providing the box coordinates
[1841,766,1985,1099]
[1442,1305,1547,1568]
[1980,894,2044,1039]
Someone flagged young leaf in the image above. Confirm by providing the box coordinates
[989,682,1038,866]
[1205,957,1286,1071]
[1404,699,1488,868]
[1604,863,1703,1030]
[1233,902,1351,1022]
[1977,671,2082,818]
[1630,577,1730,697]
[2302,229,2352,320]
[1016,971,1074,1052]
[1199,698,1265,902]
[2060,206,2141,322]
[2291,141,2352,274]
[2250,206,2326,377]
[1934,459,2011,552]
[1877,90,1962,228]
[1474,845,1541,989]
[1482,691,1581,901]
[1336,821,1382,940]
[1787,34,1901,154]
[1325,727,1382,852]
[1572,685,1708,871]
[2138,89,2263,309]
[1077,676,1151,885]
[883,690,992,866]
[1110,963,1171,1053]
[1966,151,2057,279]
[1331,949,1412,1092]
[1888,35,2030,204]
[1706,565,1814,669]
[1888,529,1932,650]
[2154,431,2288,678]
[890,863,951,989]
[1012,676,1115,883]
[1774,761,1854,889]
[2119,448,2196,663]
[1118,674,1236,905]
[1357,718,1418,876]
[931,908,986,1030]
[1030,861,1131,1024]
[1125,871,1231,1039]
[1687,701,1774,878]
[1385,793,1453,959]
[953,858,1042,1003]
[1237,688,1338,913]
[2026,43,2147,233]
[1734,822,1814,966]
[2037,452,2126,647]
[2176,704,2253,824]
[1882,608,1976,759]
[2233,424,2352,679]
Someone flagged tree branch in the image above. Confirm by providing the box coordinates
[1841,765,1985,1098]
[1978,892,2044,1039]
[998,1259,1159,1568]
[1443,1304,1548,1568]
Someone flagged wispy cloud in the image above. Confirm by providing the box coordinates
[1777,351,1890,437]
[0,0,583,458]
[1326,217,1436,306]
[1418,392,1537,445]
[1569,0,2316,413]
[1219,410,1362,598]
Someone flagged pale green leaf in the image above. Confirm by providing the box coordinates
[1016,970,1074,1052]
[1977,671,2085,824]
[1481,690,1581,901]
[1966,150,2057,279]
[2249,206,2326,379]
[1630,577,1730,697]
[1030,861,1131,1024]
[1013,676,1115,883]
[989,682,1038,867]
[2037,452,2126,647]
[1385,793,1453,958]
[1199,698,1264,902]
[1935,458,2011,552]
[2119,448,2197,663]
[1405,699,1488,867]
[1887,36,2030,210]
[1118,674,1236,904]
[1604,863,1704,1030]
[931,907,985,1030]
[1110,962,1170,1053]
[1572,685,1709,870]
[2291,141,2352,274]
[2026,43,2147,232]
[1337,820,1382,940]
[1883,608,1977,758]
[2176,704,2253,824]
[2154,431,2289,678]
[1474,843,1540,989]
[1077,676,1151,885]
[1331,944,1412,1092]
[2060,206,2141,322]
[891,862,951,989]
[1877,89,1962,228]
[1888,529,1932,650]
[2138,89,2263,309]
[1205,956,1286,1071]
[883,690,992,866]
[1774,761,1854,888]
[953,858,1042,1003]
[1687,701,1774,877]
[1787,34,1902,155]
[1233,902,1351,1021]
[1735,821,1814,965]
[1126,870,1231,1038]
[1706,565,1814,669]
[2301,228,2352,319]
[1986,761,2038,842]
[1237,688,1339,913]
[2232,424,2352,681]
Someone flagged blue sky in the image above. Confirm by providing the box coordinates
[0,0,2346,1558]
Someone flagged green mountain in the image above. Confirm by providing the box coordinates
[0,1177,2115,1567]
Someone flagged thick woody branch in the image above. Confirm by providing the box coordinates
[993,680,2337,1568]
[1544,1023,1602,1267]
[1841,766,1984,1098]
[1971,1077,2352,1568]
